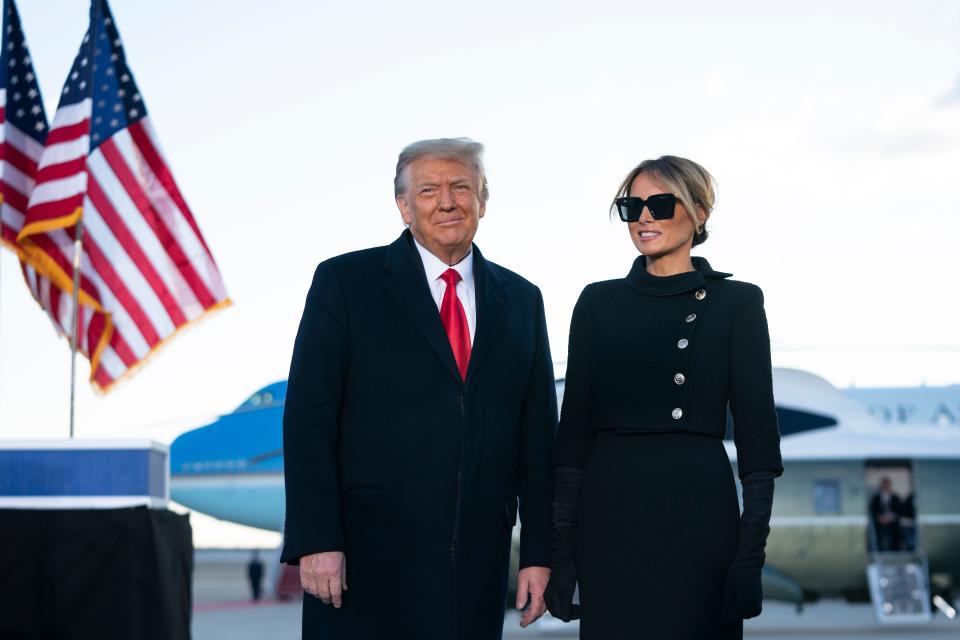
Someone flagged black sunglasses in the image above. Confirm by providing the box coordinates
[615,194,677,222]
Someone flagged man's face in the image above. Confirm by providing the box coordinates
[396,157,485,263]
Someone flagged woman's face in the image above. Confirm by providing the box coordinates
[627,172,698,259]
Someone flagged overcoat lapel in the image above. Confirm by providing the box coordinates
[383,231,463,384]
[466,246,508,383]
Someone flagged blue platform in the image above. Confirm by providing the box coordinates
[0,439,169,508]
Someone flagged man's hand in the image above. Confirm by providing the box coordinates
[300,551,347,607]
[516,566,550,628]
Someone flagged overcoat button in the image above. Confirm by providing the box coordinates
[671,408,683,420]
[677,339,689,349]
[695,289,707,300]
[674,373,686,385]
[686,314,697,322]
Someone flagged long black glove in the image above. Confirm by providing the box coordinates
[543,466,582,622]
[721,472,776,623]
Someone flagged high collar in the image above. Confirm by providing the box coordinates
[625,255,732,296]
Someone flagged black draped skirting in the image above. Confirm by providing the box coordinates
[577,431,742,640]
[0,507,192,640]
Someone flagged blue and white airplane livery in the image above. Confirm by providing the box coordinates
[170,381,285,531]
[169,368,960,611]
[169,370,959,534]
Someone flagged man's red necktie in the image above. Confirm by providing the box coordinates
[440,268,471,380]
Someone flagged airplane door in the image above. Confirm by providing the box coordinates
[864,461,916,553]
[864,459,932,624]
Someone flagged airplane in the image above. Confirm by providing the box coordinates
[170,381,285,532]
[169,368,960,618]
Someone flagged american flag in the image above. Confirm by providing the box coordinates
[17,0,230,393]
[0,0,46,254]
[0,0,68,345]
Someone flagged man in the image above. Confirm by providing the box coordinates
[869,477,902,552]
[898,493,916,551]
[281,138,556,639]
[247,550,264,601]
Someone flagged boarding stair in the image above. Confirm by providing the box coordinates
[865,522,932,624]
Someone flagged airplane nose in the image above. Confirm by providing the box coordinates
[170,383,287,477]
[168,388,287,532]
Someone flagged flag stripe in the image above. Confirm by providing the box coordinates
[85,305,104,361]
[1,140,39,178]
[20,193,84,227]
[28,230,103,307]
[1,203,25,236]
[108,332,138,369]
[99,135,217,308]
[36,136,89,170]
[52,285,70,335]
[2,183,29,213]
[29,171,87,207]
[45,119,90,147]
[129,121,215,261]
[80,228,161,349]
[47,99,92,131]
[83,190,179,334]
[0,161,34,199]
[95,351,118,387]
[58,293,79,347]
[0,119,45,163]
[88,147,201,316]
[34,156,86,185]
[86,169,188,326]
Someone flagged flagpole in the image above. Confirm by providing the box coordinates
[69,220,84,439]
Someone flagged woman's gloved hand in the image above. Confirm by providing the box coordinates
[544,562,580,621]
[720,564,762,622]
[544,466,582,622]
[720,472,776,623]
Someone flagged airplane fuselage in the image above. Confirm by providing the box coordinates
[170,375,960,602]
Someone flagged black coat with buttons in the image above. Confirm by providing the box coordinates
[550,256,782,638]
[553,255,783,478]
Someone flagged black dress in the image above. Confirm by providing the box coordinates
[553,256,783,640]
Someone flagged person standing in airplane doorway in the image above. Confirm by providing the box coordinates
[544,156,783,639]
[281,138,557,640]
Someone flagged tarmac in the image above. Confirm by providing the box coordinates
[193,551,960,640]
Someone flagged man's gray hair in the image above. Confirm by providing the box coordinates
[394,137,489,202]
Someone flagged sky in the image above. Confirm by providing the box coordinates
[0,0,958,546]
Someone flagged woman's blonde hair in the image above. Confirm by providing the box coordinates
[610,155,716,247]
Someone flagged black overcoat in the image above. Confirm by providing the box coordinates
[281,230,557,640]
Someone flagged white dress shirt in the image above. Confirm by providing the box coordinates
[413,239,476,344]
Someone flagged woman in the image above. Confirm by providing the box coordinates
[544,156,783,639]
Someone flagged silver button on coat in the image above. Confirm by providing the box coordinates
[677,338,689,349]
[695,289,707,300]
[671,408,683,419]
[686,314,696,322]
[674,373,686,385]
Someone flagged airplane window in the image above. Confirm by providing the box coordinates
[263,392,274,405]
[813,479,842,514]
[250,394,262,406]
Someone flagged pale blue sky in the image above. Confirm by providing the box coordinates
[1,1,958,451]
